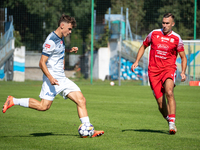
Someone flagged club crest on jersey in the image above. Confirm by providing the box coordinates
[170,38,174,43]
[45,44,51,51]
[161,37,169,42]
[60,41,63,44]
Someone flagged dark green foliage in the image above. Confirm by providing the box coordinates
[13,31,23,47]
[1,0,200,51]
[94,25,110,50]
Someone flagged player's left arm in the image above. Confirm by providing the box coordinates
[178,51,187,82]
[65,47,78,53]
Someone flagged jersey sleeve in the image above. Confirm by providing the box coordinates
[143,31,153,47]
[177,37,184,52]
[42,40,56,57]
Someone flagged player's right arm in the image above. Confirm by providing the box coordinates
[39,55,59,85]
[40,39,59,85]
[131,31,152,72]
[131,44,147,72]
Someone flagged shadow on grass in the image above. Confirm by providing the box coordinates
[122,129,168,134]
[1,132,79,137]
[30,132,80,137]
[30,132,63,136]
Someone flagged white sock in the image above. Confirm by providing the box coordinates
[169,117,175,124]
[13,98,29,107]
[80,116,90,124]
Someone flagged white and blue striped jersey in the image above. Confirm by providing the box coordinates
[42,31,65,79]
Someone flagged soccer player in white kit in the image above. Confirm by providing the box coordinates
[2,14,104,137]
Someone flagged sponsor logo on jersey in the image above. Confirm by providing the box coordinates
[157,44,169,50]
[161,37,169,42]
[156,50,167,56]
[155,55,167,59]
[45,92,56,97]
[45,44,51,51]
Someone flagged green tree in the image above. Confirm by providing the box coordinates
[14,31,23,47]
[110,0,200,40]
[156,0,194,39]
[110,0,145,39]
[94,25,110,50]
[143,0,199,39]
[2,0,94,51]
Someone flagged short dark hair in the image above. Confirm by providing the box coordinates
[163,13,175,21]
[58,14,77,28]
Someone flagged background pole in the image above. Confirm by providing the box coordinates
[193,0,197,81]
[118,7,123,86]
[90,0,94,84]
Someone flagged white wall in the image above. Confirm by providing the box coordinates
[25,52,41,67]
[98,47,110,81]
[13,46,25,82]
[69,54,80,66]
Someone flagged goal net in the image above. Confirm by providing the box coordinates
[176,40,200,85]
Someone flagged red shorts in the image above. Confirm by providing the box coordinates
[148,70,176,99]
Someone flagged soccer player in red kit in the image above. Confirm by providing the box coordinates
[131,13,187,134]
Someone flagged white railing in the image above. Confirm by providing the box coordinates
[0,16,14,48]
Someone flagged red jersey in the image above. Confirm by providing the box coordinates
[143,29,184,73]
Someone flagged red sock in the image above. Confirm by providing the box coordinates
[168,114,176,124]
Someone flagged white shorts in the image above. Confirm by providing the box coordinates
[39,77,81,101]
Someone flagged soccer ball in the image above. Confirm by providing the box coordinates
[78,123,94,138]
[110,81,115,86]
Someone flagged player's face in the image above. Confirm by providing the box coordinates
[162,17,175,35]
[61,22,73,37]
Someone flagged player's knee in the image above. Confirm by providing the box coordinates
[165,90,174,98]
[38,104,50,111]
[77,96,86,107]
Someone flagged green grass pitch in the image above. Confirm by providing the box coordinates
[0,80,200,150]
